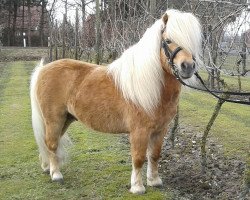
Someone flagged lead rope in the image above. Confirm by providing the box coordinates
[162,39,250,105]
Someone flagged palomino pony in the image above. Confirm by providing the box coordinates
[30,9,202,194]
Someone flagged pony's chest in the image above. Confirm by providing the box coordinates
[152,90,180,130]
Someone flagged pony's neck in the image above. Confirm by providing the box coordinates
[107,19,165,115]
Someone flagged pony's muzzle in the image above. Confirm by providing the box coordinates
[179,62,195,79]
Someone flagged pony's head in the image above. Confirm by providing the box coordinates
[160,9,202,79]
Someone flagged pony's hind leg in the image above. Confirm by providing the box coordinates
[129,128,149,194]
[44,117,69,183]
[40,154,50,174]
[146,130,166,187]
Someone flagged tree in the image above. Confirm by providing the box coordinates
[39,0,48,47]
[95,0,101,64]
[27,0,32,46]
[149,0,156,24]
[75,7,79,60]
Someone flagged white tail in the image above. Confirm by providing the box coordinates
[30,59,50,166]
[30,60,71,168]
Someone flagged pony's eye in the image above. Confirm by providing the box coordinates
[166,39,172,44]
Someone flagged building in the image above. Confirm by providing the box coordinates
[0,3,49,47]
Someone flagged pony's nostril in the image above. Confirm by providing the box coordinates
[192,63,195,69]
[181,62,195,71]
[181,62,187,70]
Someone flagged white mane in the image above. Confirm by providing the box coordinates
[107,9,202,115]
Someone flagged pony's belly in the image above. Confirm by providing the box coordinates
[72,102,128,134]
[79,113,128,133]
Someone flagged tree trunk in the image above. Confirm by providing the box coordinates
[62,0,68,58]
[81,0,86,48]
[12,1,18,46]
[22,0,25,42]
[149,0,156,24]
[108,0,115,20]
[62,14,66,58]
[7,2,12,46]
[95,0,101,64]
[55,20,58,60]
[40,0,46,47]
[236,62,242,92]
[201,99,225,174]
[64,0,68,19]
[242,32,247,74]
[169,105,179,149]
[27,0,32,46]
[75,8,79,60]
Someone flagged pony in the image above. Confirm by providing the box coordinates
[30,9,202,194]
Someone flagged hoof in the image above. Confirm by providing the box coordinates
[51,172,64,184]
[147,177,163,187]
[53,178,64,184]
[130,185,146,194]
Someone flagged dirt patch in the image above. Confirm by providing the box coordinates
[160,125,248,199]
[120,125,248,199]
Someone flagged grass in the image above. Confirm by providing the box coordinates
[180,86,250,158]
[0,61,172,200]
[198,69,250,91]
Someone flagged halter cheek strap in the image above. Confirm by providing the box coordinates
[162,39,183,77]
[162,39,182,66]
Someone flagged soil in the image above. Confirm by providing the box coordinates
[120,123,249,199]
[159,125,249,200]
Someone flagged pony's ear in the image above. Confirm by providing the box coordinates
[162,13,168,24]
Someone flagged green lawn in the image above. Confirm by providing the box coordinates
[0,61,171,200]
[180,89,250,158]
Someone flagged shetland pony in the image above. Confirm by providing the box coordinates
[30,9,202,194]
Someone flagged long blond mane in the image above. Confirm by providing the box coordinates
[107,9,202,115]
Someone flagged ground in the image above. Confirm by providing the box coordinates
[0,47,48,61]
[161,126,248,199]
[0,53,249,199]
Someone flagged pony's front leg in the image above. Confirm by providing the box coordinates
[129,129,149,194]
[146,131,165,187]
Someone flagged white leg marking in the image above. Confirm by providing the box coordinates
[49,154,64,183]
[147,150,162,187]
[51,171,64,183]
[130,165,145,194]
[39,154,50,174]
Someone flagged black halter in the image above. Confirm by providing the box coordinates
[161,39,250,105]
[162,39,183,67]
